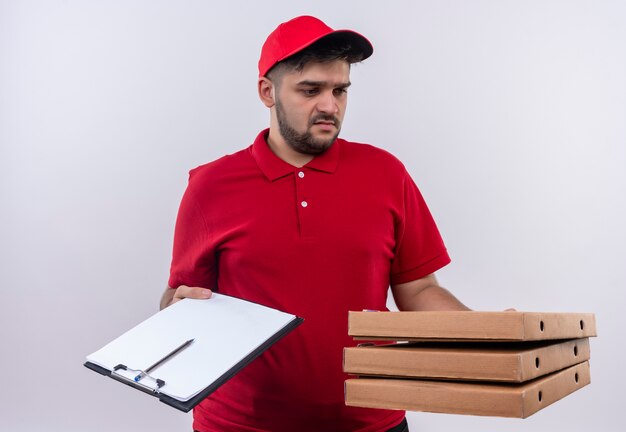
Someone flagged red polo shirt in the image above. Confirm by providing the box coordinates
[168,129,450,432]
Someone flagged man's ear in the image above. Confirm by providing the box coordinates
[258,77,275,108]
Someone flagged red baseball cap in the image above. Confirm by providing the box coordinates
[258,15,373,77]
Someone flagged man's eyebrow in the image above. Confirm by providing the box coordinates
[296,80,352,88]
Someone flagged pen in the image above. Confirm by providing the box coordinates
[134,338,195,382]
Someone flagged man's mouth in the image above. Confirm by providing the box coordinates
[311,117,338,128]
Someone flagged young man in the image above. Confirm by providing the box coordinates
[161,16,469,432]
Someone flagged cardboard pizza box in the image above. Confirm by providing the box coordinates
[348,311,596,341]
[343,338,590,382]
[345,361,590,418]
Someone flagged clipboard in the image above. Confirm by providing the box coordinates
[84,293,303,412]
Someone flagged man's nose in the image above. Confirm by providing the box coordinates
[316,91,339,114]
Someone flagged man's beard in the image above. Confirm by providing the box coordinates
[275,97,341,155]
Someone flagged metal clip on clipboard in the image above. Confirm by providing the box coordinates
[112,364,166,391]
[110,338,195,394]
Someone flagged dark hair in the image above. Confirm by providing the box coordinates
[267,35,365,82]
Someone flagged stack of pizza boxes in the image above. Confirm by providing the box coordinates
[344,311,596,418]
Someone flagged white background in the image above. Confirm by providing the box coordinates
[1,1,624,431]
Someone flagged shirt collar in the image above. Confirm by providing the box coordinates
[251,128,341,181]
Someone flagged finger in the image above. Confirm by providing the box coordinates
[174,285,213,301]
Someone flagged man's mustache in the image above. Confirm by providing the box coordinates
[309,115,340,126]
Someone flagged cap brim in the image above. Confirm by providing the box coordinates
[270,29,373,74]
[317,30,374,61]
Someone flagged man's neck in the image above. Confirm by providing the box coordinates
[266,129,315,168]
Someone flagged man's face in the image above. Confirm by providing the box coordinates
[273,60,350,155]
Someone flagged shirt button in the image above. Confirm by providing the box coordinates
[301,201,308,208]
[298,171,305,178]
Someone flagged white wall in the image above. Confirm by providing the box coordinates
[1,1,624,431]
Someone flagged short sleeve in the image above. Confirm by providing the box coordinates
[389,171,451,285]
[167,182,217,290]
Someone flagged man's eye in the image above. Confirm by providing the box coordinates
[333,88,348,96]
[302,89,319,96]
